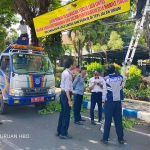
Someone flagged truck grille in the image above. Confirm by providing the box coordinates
[22,88,48,96]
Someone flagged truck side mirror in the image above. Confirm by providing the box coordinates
[1,61,7,70]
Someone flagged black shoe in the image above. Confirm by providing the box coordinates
[134,14,142,19]
[0,122,2,124]
[80,118,86,121]
[74,121,83,125]
[91,120,96,125]
[101,139,108,144]
[118,140,124,145]
[59,135,72,139]
[55,133,60,136]
[98,119,102,123]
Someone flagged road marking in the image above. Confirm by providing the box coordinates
[109,138,132,150]
[130,129,150,137]
[1,138,23,150]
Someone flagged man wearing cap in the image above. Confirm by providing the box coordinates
[73,67,87,125]
[56,58,74,139]
[101,64,128,145]
[89,70,106,125]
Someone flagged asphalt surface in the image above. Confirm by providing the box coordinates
[0,105,150,150]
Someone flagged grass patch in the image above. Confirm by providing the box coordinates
[38,100,89,118]
[122,117,143,130]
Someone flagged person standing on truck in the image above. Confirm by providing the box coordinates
[73,67,87,125]
[17,20,28,38]
[134,0,146,19]
[56,58,74,139]
[89,70,106,125]
[101,64,128,145]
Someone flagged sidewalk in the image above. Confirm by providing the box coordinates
[55,88,150,122]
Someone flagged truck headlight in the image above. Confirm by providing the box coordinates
[48,88,55,94]
[9,89,24,96]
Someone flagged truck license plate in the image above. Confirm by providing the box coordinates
[31,97,44,103]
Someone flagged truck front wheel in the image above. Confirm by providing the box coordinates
[35,102,46,110]
[0,95,8,115]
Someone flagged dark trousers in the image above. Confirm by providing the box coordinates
[90,92,102,121]
[20,33,28,38]
[74,94,83,122]
[136,0,146,16]
[103,101,124,141]
[57,91,71,136]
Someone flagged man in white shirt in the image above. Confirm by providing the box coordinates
[89,70,106,125]
[17,20,28,38]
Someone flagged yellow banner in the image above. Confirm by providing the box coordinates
[33,0,130,37]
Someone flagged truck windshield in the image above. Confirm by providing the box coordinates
[13,54,53,74]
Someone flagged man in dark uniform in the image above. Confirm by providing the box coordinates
[101,64,128,145]
[135,0,146,19]
[56,58,74,139]
[73,67,87,125]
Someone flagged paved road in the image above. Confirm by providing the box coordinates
[0,105,150,150]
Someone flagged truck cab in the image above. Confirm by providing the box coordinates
[0,37,56,114]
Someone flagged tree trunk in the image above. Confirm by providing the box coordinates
[29,24,38,46]
[104,51,108,63]
[54,58,57,80]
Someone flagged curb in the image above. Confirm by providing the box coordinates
[55,88,150,105]
[55,89,150,122]
[82,100,150,122]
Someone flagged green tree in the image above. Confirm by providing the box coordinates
[43,32,64,70]
[62,44,73,56]
[0,0,18,52]
[0,0,62,46]
[5,28,19,46]
[68,28,85,66]
[92,43,101,52]
[108,31,124,50]
[0,0,17,28]
[0,26,7,52]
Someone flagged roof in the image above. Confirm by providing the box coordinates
[82,45,150,60]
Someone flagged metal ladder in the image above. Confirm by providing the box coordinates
[121,0,150,76]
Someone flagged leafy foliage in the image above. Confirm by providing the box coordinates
[86,62,106,79]
[0,26,7,52]
[0,0,17,28]
[113,63,121,74]
[0,0,18,52]
[55,77,61,88]
[107,31,124,50]
[38,100,89,117]
[38,101,61,114]
[43,32,64,69]
[85,62,150,101]
[62,44,74,56]
[125,65,142,89]
[122,117,142,130]
[5,28,18,46]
